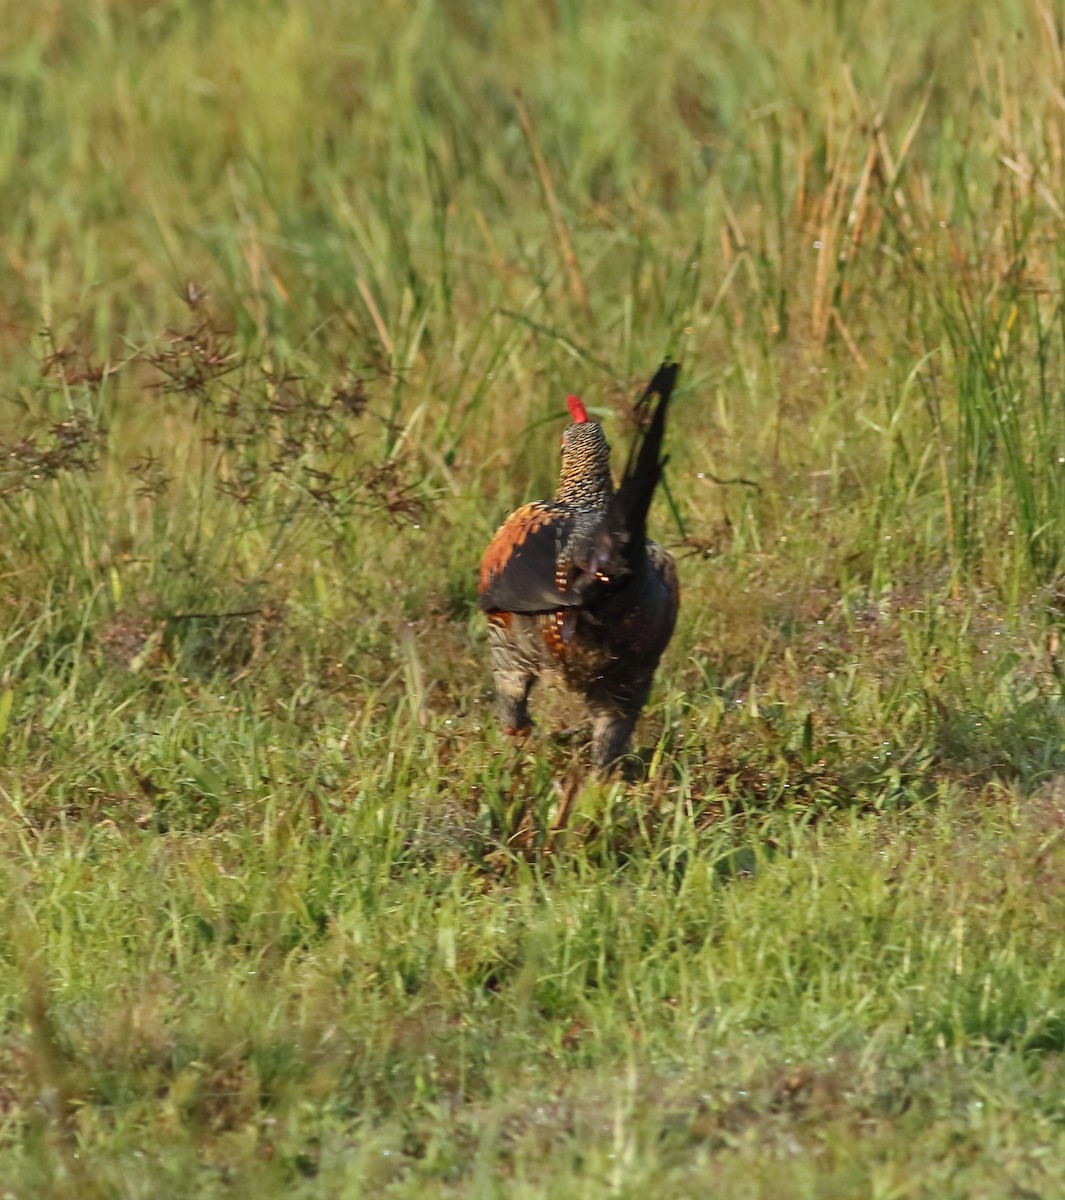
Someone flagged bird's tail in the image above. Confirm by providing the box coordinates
[613,361,679,556]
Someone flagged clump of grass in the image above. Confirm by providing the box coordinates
[0,411,103,498]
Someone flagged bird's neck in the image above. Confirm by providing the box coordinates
[555,468,614,509]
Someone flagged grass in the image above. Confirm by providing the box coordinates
[4,0,1065,1193]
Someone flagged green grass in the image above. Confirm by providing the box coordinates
[5,0,1065,1194]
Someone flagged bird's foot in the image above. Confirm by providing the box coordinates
[551,724,589,745]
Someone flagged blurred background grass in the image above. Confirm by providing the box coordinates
[5,0,1065,1194]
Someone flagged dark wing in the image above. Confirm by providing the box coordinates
[478,503,615,613]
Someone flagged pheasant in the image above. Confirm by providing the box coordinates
[478,362,680,768]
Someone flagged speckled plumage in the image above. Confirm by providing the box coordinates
[478,363,680,768]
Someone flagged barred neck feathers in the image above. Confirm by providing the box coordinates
[555,421,614,508]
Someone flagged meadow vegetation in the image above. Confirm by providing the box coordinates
[4,0,1065,1194]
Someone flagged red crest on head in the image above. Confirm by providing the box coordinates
[566,394,588,423]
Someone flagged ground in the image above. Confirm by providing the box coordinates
[4,1,1065,1195]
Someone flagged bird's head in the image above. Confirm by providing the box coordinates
[556,394,614,506]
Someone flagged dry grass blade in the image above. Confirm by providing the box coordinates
[515,91,593,317]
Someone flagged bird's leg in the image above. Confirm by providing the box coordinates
[494,669,536,736]
[484,619,537,739]
[589,708,639,769]
[486,619,538,736]
[588,671,655,769]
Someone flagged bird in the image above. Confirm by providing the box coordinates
[478,362,680,769]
